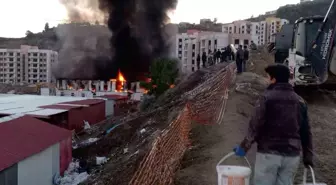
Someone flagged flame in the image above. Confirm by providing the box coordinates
[118,70,126,86]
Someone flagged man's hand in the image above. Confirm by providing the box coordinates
[233,146,246,157]
[303,155,314,168]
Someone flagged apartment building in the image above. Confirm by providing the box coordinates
[176,31,229,74]
[222,18,289,46]
[0,45,58,84]
[222,20,257,47]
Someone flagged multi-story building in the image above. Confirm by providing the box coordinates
[222,20,257,47]
[176,31,229,74]
[0,45,58,84]
[222,18,289,46]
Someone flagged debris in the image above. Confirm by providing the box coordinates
[124,148,129,154]
[83,121,91,130]
[57,161,90,185]
[140,129,146,134]
[96,157,108,165]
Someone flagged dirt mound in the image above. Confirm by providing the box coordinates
[247,48,274,77]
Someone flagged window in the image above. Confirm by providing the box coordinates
[192,44,195,49]
[192,60,195,64]
[214,40,217,45]
[192,67,195,72]
[9,52,13,56]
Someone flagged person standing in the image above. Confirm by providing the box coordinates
[243,45,249,72]
[236,45,244,74]
[233,64,313,185]
[196,54,201,70]
[202,52,207,68]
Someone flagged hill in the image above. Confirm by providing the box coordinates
[247,0,332,23]
[276,0,332,23]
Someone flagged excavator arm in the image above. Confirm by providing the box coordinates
[308,0,336,82]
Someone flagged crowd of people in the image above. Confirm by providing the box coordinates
[195,44,250,70]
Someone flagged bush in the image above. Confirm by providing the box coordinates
[140,58,179,97]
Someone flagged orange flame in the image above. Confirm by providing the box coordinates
[118,70,126,83]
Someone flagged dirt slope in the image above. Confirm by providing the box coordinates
[175,50,336,184]
[175,73,267,184]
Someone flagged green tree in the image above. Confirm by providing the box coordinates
[140,58,179,96]
[44,23,50,32]
[25,30,34,37]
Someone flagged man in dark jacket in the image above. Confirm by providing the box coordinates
[236,45,244,73]
[243,45,249,72]
[234,64,313,185]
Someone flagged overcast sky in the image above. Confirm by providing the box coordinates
[0,0,299,38]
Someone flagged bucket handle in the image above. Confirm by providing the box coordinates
[216,152,251,169]
[303,166,316,185]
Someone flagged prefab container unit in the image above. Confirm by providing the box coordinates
[39,104,89,132]
[0,116,72,185]
[62,99,106,125]
[98,94,128,117]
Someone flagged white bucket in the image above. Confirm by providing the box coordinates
[216,152,252,185]
[300,166,327,185]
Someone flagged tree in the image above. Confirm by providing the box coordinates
[140,58,179,96]
[44,23,49,32]
[25,30,34,37]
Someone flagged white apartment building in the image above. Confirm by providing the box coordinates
[222,18,289,46]
[176,31,229,74]
[0,45,58,84]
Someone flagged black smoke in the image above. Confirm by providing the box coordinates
[96,0,178,82]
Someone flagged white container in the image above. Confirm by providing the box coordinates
[216,152,252,185]
[300,166,327,185]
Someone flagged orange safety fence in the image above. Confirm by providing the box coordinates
[129,63,236,185]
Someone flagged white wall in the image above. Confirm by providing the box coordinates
[18,143,60,185]
[105,99,115,117]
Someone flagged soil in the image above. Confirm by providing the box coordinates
[175,50,336,185]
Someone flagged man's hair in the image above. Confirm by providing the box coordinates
[265,64,290,83]
[244,45,248,49]
[239,45,243,48]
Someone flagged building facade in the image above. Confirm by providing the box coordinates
[222,18,289,46]
[176,31,229,74]
[0,45,58,84]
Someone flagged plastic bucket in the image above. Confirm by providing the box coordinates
[300,166,327,185]
[216,152,252,185]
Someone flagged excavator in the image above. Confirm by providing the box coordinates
[274,0,336,86]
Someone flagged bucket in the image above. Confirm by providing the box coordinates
[216,152,252,185]
[300,166,327,185]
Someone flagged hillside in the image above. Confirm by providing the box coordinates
[276,0,332,23]
[247,0,332,23]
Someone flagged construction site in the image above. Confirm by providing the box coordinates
[50,48,331,185]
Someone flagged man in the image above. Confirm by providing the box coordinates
[236,45,244,73]
[234,64,313,185]
[243,45,249,72]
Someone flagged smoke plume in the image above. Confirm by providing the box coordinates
[59,0,106,23]
[58,0,178,82]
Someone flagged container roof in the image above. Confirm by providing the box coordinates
[0,94,88,116]
[0,116,71,171]
[98,94,128,101]
[62,99,105,106]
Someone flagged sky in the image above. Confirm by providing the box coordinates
[0,0,299,38]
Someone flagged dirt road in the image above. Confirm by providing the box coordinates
[175,73,265,185]
[175,72,336,185]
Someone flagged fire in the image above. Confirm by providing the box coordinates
[109,70,127,92]
[118,70,126,83]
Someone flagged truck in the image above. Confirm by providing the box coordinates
[274,0,336,86]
